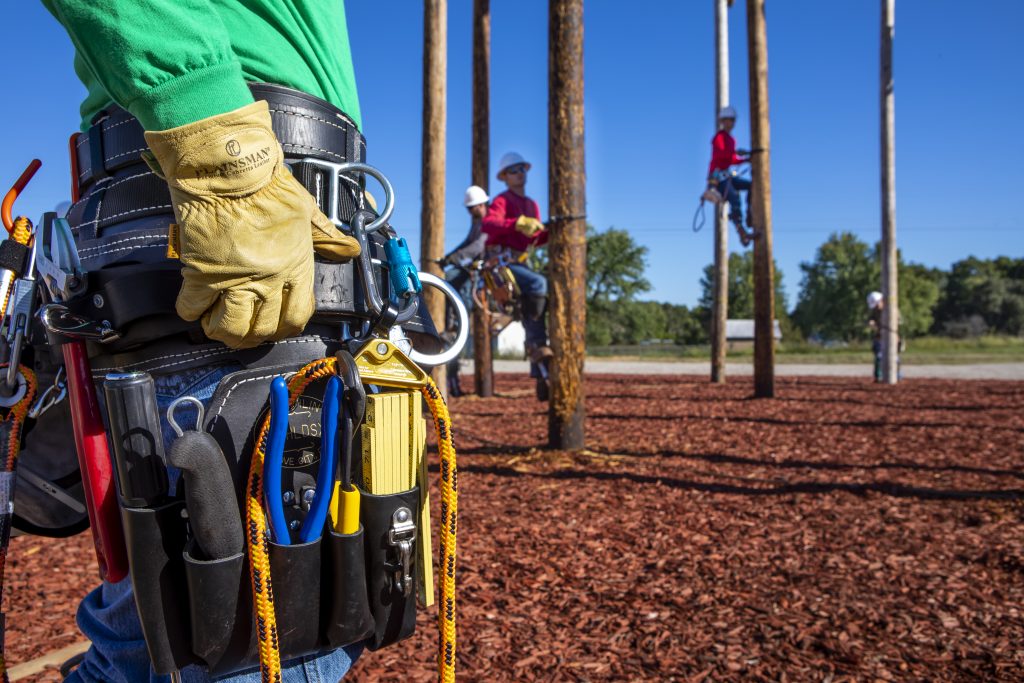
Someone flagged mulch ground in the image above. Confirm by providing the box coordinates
[5,375,1024,681]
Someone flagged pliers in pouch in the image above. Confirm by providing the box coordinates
[264,374,341,544]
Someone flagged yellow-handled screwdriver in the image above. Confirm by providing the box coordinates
[329,408,360,534]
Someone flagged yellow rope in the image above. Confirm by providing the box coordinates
[0,216,37,683]
[1,218,31,320]
[245,359,458,683]
[0,365,38,683]
[420,378,458,683]
[245,357,336,683]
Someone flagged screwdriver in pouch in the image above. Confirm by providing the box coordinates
[103,372,169,508]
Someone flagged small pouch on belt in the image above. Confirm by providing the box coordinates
[360,487,420,650]
[324,524,375,647]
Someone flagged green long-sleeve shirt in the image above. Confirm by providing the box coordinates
[41,0,361,132]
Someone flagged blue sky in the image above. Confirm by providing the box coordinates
[3,1,1022,308]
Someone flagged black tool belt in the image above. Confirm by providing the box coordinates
[61,82,438,358]
[120,363,420,675]
[14,85,439,545]
[14,85,430,675]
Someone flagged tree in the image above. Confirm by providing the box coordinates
[792,232,878,341]
[935,257,1024,336]
[699,251,788,320]
[899,263,943,338]
[793,232,948,341]
[585,227,653,346]
[586,227,650,307]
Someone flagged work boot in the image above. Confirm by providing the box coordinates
[734,223,752,247]
[702,187,723,204]
[529,345,554,402]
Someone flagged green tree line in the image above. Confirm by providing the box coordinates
[583,227,1024,346]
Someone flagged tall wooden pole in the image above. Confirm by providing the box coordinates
[746,0,774,398]
[547,0,587,449]
[711,0,730,384]
[471,0,494,397]
[422,0,448,395]
[880,0,899,385]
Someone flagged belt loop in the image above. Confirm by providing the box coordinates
[87,117,109,186]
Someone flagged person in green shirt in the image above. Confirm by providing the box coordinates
[40,2,368,681]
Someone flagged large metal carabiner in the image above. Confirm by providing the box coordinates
[349,210,419,334]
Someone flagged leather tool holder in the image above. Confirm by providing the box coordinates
[116,363,418,676]
[360,488,421,650]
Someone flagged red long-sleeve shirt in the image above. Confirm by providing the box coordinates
[707,130,746,177]
[482,190,549,252]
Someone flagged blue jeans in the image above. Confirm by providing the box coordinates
[68,364,362,682]
[508,264,548,378]
[721,175,751,225]
[508,263,547,350]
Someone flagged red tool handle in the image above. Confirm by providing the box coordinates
[64,340,128,583]
[2,159,42,233]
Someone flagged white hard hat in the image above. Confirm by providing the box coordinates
[719,105,737,120]
[496,151,531,179]
[867,291,884,309]
[463,185,489,207]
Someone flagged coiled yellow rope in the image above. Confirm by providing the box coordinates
[244,357,458,683]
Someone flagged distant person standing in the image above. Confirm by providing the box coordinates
[706,106,757,246]
[866,291,906,383]
[482,152,552,400]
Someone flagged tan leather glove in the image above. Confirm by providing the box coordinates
[145,101,359,348]
[514,215,545,238]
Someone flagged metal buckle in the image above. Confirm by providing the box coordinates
[295,158,395,233]
[387,506,416,596]
[36,214,85,303]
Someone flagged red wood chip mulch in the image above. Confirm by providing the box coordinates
[5,375,1023,682]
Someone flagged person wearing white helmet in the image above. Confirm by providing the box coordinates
[436,185,491,396]
[866,291,886,382]
[443,185,491,273]
[483,151,552,400]
[707,106,757,246]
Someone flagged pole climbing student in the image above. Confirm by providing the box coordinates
[443,185,490,295]
[441,185,490,396]
[706,105,758,247]
[39,1,365,680]
[482,152,553,401]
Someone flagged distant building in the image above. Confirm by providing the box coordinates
[726,319,782,351]
[497,321,526,357]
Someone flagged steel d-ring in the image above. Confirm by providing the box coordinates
[404,271,469,367]
[0,371,28,408]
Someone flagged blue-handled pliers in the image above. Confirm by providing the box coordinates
[264,375,340,544]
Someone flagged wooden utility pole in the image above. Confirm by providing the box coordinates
[421,0,448,395]
[547,0,587,449]
[711,0,730,384]
[471,0,494,397]
[746,0,775,398]
[880,0,899,385]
